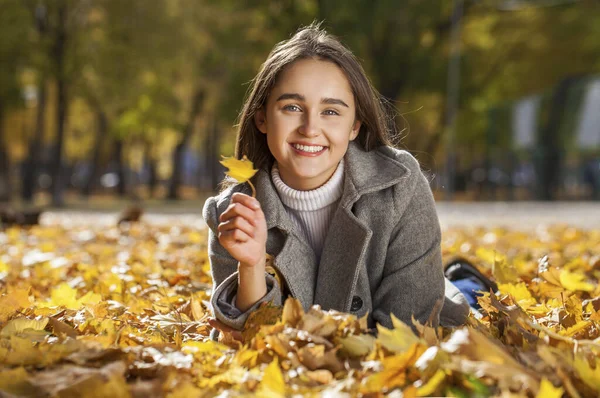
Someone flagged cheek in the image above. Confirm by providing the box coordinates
[270,114,299,135]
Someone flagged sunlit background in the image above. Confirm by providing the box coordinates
[1,0,599,208]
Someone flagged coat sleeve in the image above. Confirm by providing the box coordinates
[202,195,283,331]
[371,166,469,331]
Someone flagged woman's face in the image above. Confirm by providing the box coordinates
[255,58,361,191]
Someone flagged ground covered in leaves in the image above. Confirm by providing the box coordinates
[0,221,599,397]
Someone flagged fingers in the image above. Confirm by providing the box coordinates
[217,193,266,254]
[207,318,244,342]
[207,318,235,333]
[218,193,265,243]
[218,227,251,243]
[220,201,257,226]
[231,192,261,210]
[218,214,256,239]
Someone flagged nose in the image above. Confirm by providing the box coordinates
[299,111,321,137]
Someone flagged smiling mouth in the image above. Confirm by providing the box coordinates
[291,143,327,153]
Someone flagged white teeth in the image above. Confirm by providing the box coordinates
[292,144,325,153]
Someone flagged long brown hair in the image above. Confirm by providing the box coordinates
[226,22,398,188]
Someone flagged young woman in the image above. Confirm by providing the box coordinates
[203,24,470,337]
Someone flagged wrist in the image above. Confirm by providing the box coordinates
[238,256,266,272]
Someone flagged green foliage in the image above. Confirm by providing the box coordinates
[0,0,32,109]
[1,0,600,179]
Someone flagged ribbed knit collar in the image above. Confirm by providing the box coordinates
[271,159,345,211]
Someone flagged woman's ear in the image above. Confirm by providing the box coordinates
[254,109,267,134]
[350,120,361,141]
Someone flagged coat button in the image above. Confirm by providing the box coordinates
[351,296,363,312]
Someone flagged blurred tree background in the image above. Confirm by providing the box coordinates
[0,0,599,207]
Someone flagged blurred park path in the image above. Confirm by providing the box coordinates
[39,201,600,230]
[435,201,600,230]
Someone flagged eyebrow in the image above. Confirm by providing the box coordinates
[275,93,349,108]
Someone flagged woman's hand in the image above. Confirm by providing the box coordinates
[217,192,267,270]
[207,318,243,347]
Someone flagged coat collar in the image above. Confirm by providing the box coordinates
[254,141,412,312]
[255,141,411,230]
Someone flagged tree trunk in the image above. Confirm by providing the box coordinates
[208,119,222,191]
[168,89,205,200]
[22,81,47,202]
[0,100,11,202]
[145,141,158,198]
[114,139,127,197]
[50,3,68,207]
[535,76,578,201]
[81,108,107,197]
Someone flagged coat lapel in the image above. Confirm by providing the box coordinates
[254,142,410,312]
[315,142,411,312]
[314,198,372,312]
[255,170,317,310]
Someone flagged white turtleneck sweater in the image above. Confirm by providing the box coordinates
[271,159,345,261]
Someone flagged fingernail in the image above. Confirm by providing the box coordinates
[252,200,260,209]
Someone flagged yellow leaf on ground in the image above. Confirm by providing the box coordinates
[361,343,426,394]
[166,382,203,398]
[220,155,258,183]
[377,313,422,354]
[0,367,40,396]
[201,366,248,389]
[0,287,31,323]
[47,283,80,309]
[498,283,537,309]
[242,301,282,342]
[1,335,43,366]
[492,257,519,284]
[535,378,564,398]
[559,270,595,292]
[79,291,102,306]
[574,354,600,391]
[42,283,101,310]
[416,369,446,397]
[182,340,229,357]
[1,317,49,336]
[339,334,375,357]
[256,358,285,397]
[281,296,304,327]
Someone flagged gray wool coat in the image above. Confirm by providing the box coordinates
[202,141,469,332]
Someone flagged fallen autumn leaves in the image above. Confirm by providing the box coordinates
[0,222,599,397]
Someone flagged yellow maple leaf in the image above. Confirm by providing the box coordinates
[41,283,101,310]
[1,336,43,366]
[256,358,286,397]
[492,257,519,284]
[559,270,595,292]
[220,155,258,184]
[242,301,283,342]
[535,378,564,398]
[339,334,376,357]
[497,282,537,310]
[1,318,49,337]
[182,340,229,357]
[377,313,423,354]
[361,343,426,394]
[574,354,600,391]
[0,287,31,323]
